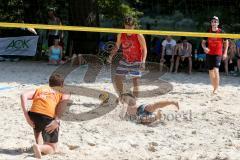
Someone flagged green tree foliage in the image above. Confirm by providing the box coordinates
[140,0,240,32]
[97,0,143,27]
[97,0,142,19]
[0,0,141,24]
[0,0,24,22]
[0,0,239,32]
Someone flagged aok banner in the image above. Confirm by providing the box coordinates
[0,36,39,56]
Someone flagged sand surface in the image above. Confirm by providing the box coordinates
[0,61,240,160]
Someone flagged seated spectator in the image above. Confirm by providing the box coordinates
[151,37,162,58]
[236,39,240,73]
[174,37,192,74]
[98,37,106,55]
[160,36,176,72]
[194,41,207,72]
[224,39,237,75]
[49,39,62,65]
[107,34,115,42]
[98,36,109,55]
[71,54,87,66]
[234,39,240,75]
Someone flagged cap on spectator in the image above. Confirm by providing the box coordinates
[48,7,56,12]
[211,16,219,22]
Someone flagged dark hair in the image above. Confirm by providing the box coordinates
[48,8,56,17]
[177,39,182,43]
[53,38,60,43]
[49,74,64,87]
[180,36,187,41]
[124,16,135,26]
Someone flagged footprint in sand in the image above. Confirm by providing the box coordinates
[67,145,80,150]
[210,96,222,102]
[148,143,158,152]
[130,144,138,148]
[192,130,197,134]
[149,142,158,146]
[200,103,207,107]
[87,142,96,147]
[213,153,230,160]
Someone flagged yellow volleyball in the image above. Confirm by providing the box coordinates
[99,92,109,103]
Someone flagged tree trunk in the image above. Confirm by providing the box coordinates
[68,0,100,56]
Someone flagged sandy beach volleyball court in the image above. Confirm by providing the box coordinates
[0,61,240,160]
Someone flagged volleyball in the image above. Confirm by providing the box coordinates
[99,92,109,103]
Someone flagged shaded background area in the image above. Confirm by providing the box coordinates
[0,0,239,60]
[1,0,239,32]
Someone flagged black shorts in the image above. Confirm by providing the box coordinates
[72,41,84,55]
[28,111,59,143]
[137,104,153,117]
[164,55,174,67]
[164,55,172,63]
[206,54,222,70]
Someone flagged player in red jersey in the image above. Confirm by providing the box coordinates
[202,16,229,94]
[107,16,147,97]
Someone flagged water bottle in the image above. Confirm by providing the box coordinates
[194,53,198,60]
[194,49,198,60]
